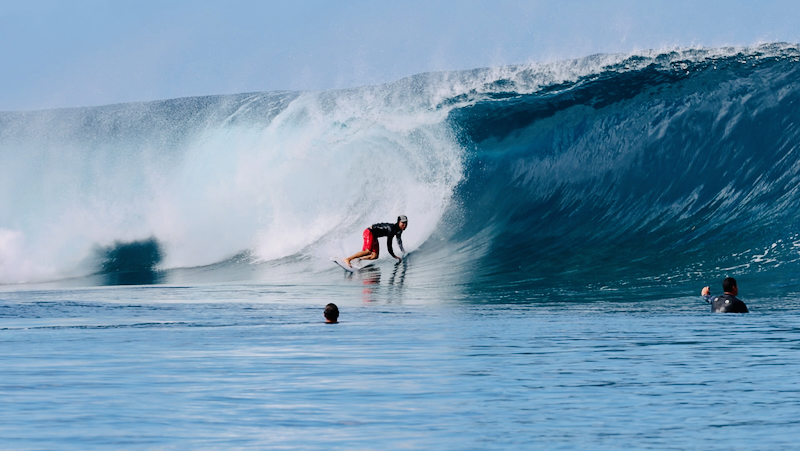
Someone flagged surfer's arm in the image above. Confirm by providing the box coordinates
[701,286,713,303]
[397,234,405,255]
[387,238,399,259]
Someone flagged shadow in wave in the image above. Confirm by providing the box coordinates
[97,238,164,286]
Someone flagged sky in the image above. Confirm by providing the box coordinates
[1,0,799,112]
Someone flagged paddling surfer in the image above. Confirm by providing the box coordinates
[344,216,407,267]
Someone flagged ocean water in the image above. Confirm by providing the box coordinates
[3,284,800,449]
[3,43,800,448]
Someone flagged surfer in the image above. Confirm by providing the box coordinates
[701,277,749,313]
[324,303,339,323]
[344,215,407,267]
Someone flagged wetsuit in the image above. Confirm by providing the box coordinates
[366,222,405,258]
[702,293,749,313]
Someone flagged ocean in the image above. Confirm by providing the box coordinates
[2,43,800,449]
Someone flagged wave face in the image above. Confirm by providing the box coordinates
[442,43,800,295]
[3,43,800,293]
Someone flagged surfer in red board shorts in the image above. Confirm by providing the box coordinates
[344,215,407,267]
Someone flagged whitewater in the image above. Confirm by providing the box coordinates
[3,44,800,449]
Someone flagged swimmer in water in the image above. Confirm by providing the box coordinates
[324,303,339,323]
[701,277,749,313]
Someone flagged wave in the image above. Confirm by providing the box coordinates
[2,43,800,291]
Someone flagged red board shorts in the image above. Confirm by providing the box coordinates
[362,228,379,254]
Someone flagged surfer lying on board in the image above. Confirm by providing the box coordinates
[344,215,407,267]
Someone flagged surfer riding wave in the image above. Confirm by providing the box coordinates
[344,215,407,267]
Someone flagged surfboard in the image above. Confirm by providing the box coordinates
[332,257,375,272]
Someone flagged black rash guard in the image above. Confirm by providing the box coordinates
[703,293,749,313]
[369,222,405,258]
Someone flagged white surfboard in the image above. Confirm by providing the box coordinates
[331,257,376,272]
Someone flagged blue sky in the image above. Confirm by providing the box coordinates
[1,0,799,111]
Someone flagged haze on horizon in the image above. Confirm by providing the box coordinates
[1,0,799,112]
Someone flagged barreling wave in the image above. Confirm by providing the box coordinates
[2,43,800,292]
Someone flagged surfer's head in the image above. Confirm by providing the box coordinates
[397,215,408,230]
[723,277,738,295]
[324,303,339,323]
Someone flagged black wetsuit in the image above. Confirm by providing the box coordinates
[370,223,405,258]
[703,293,749,313]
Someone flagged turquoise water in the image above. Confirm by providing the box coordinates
[2,280,799,449]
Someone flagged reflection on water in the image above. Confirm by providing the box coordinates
[389,259,407,288]
[358,267,381,302]
[341,260,409,303]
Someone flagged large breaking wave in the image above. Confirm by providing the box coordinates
[2,43,800,293]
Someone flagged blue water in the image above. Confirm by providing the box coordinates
[3,284,800,449]
[3,43,800,448]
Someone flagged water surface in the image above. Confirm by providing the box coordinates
[2,282,798,450]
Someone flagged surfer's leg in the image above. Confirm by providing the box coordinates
[363,235,379,260]
[345,228,380,265]
[344,251,371,266]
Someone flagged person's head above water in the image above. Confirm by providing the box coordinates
[722,277,738,295]
[397,215,408,230]
[324,303,339,323]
